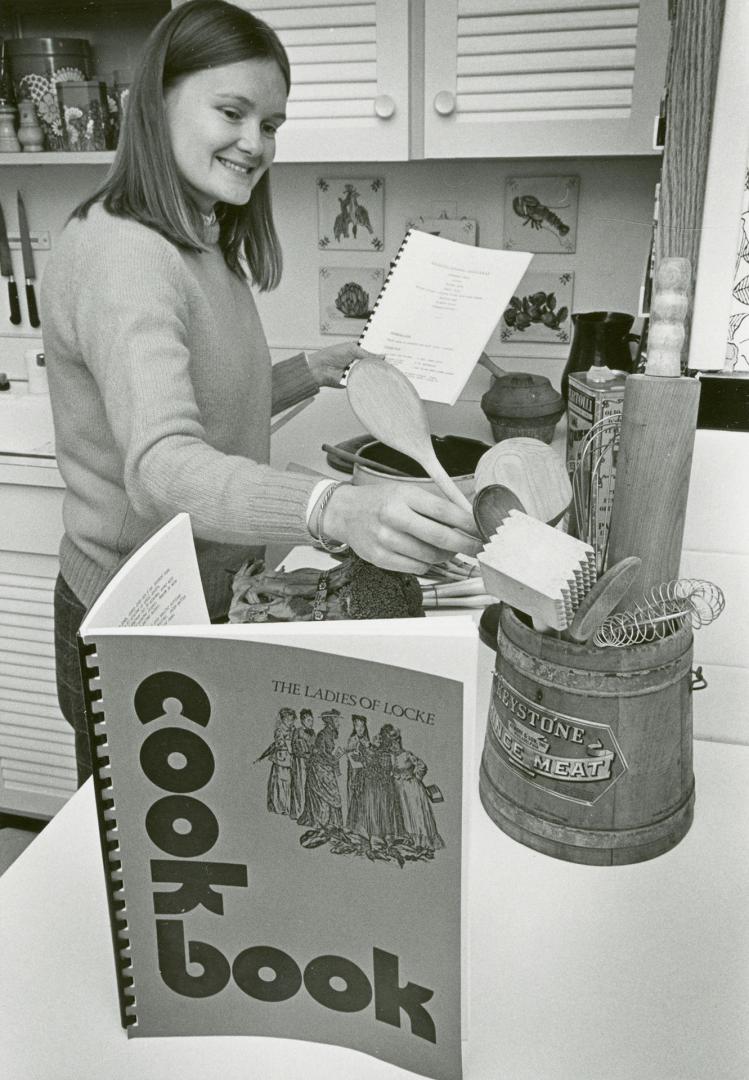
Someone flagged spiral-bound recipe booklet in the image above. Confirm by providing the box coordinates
[359,229,532,405]
[78,514,476,1080]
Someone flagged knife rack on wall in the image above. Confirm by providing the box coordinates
[0,192,42,329]
[4,231,51,250]
[17,191,40,328]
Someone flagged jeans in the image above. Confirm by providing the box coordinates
[53,572,91,788]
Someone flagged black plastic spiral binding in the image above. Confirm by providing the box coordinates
[357,227,415,345]
[78,637,137,1029]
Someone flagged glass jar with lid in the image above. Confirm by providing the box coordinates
[57,79,110,151]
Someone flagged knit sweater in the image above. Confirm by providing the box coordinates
[41,203,320,615]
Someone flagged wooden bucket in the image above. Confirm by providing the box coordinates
[479,606,695,865]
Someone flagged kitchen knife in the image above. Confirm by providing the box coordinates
[0,201,21,325]
[17,191,40,329]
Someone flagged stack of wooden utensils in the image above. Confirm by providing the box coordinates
[471,257,724,646]
[344,339,724,646]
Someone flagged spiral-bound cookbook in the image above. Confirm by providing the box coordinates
[358,228,532,405]
[78,514,476,1080]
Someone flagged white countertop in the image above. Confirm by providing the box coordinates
[1,709,747,1080]
[0,387,55,457]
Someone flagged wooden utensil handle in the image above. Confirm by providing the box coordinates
[321,443,407,477]
[428,456,474,514]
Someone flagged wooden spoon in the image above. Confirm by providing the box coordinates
[472,484,526,542]
[346,357,473,513]
[477,352,507,381]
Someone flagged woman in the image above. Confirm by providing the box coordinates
[42,0,479,786]
[390,730,444,853]
[297,710,343,831]
[266,707,295,815]
[289,707,315,820]
[356,723,404,848]
[344,714,370,832]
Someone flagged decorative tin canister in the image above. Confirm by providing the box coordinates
[479,605,695,865]
[5,37,92,150]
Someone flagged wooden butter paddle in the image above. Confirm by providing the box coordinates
[346,357,473,513]
[563,556,642,643]
[473,438,571,525]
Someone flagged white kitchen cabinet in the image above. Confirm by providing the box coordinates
[423,0,669,158]
[0,451,73,819]
[236,0,410,161]
[1,0,670,165]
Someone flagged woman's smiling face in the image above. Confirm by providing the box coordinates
[165,57,287,214]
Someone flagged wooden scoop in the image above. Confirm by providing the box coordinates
[346,357,473,513]
[472,484,526,542]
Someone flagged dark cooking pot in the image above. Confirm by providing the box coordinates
[351,434,490,496]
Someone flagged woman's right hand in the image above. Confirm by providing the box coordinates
[320,482,483,575]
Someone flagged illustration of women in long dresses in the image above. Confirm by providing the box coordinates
[355,722,404,847]
[297,709,344,830]
[290,708,316,820]
[265,707,296,815]
[390,729,444,852]
[345,715,370,832]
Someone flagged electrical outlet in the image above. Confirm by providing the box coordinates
[7,230,51,251]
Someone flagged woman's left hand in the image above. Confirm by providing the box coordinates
[306,342,385,389]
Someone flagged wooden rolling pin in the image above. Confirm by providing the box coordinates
[606,257,700,608]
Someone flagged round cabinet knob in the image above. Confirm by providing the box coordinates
[433,90,456,116]
[374,94,396,119]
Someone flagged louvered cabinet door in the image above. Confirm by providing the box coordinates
[0,555,76,818]
[233,0,409,160]
[424,0,669,157]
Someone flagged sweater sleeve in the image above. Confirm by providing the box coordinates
[69,220,318,546]
[271,352,319,415]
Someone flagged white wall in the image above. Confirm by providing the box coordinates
[0,154,661,381]
[259,156,660,369]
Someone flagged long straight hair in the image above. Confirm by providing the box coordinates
[73,0,290,289]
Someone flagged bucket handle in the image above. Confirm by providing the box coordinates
[691,666,708,691]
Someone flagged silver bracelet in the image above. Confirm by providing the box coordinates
[313,481,350,555]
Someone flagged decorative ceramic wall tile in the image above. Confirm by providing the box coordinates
[319,266,385,336]
[499,271,574,345]
[317,177,385,251]
[405,216,477,245]
[504,176,579,254]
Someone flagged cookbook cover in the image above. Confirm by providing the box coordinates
[82,602,466,1080]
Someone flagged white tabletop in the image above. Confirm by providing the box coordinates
[2,679,748,1080]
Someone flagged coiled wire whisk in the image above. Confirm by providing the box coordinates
[593,578,725,648]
